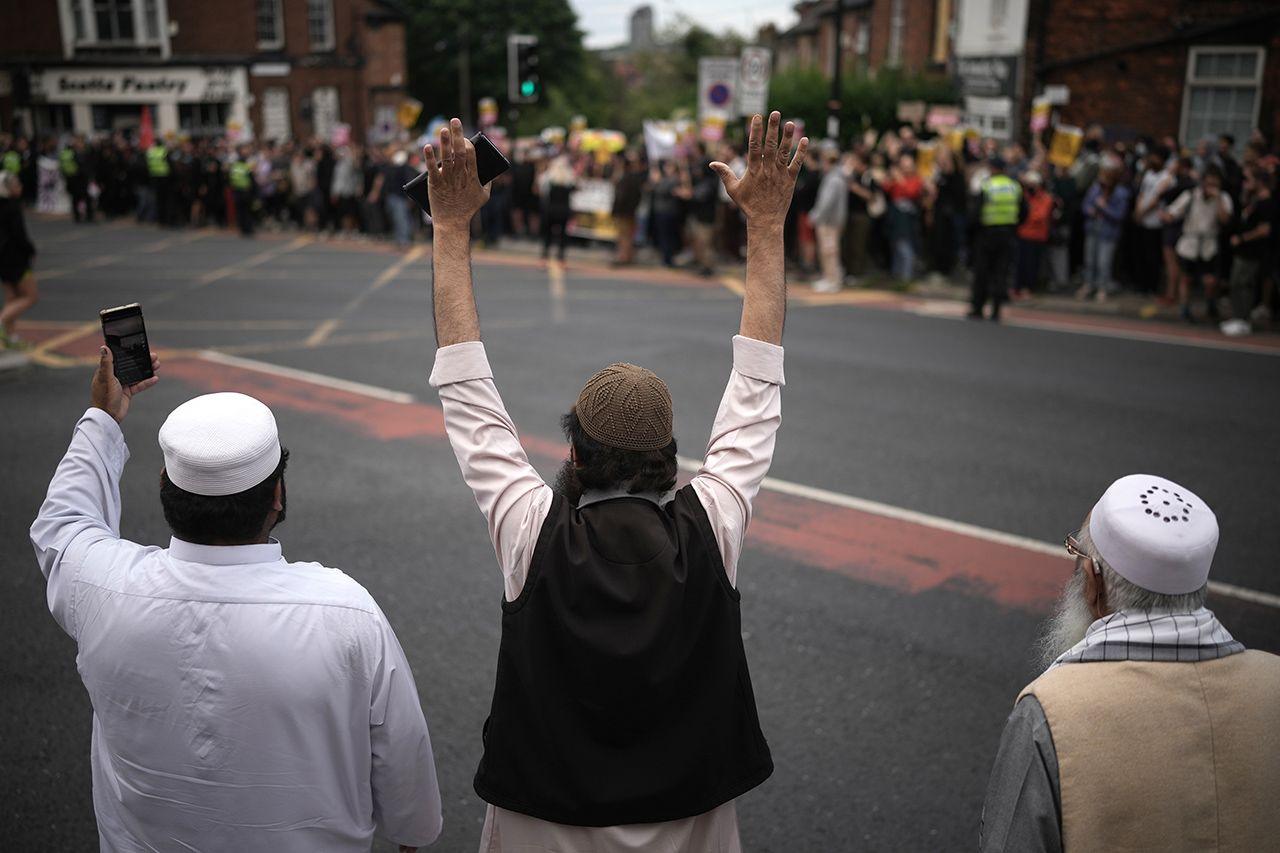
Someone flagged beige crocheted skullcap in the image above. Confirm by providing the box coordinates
[575,363,673,451]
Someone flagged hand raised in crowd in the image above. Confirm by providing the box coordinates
[421,117,490,231]
[710,111,808,230]
[91,346,160,423]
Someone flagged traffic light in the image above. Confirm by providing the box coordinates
[508,34,540,104]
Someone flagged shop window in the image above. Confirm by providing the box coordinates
[35,105,74,136]
[308,0,335,52]
[1181,46,1264,150]
[257,0,284,50]
[179,102,230,138]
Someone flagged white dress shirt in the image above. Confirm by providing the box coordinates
[30,408,443,853]
[430,335,785,853]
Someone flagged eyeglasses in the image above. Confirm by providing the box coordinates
[1065,532,1101,576]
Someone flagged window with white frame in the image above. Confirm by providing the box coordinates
[1181,46,1264,150]
[66,0,165,47]
[307,0,335,51]
[256,0,283,49]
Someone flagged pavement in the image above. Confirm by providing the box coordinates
[2,217,1277,851]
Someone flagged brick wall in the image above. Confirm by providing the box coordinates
[1027,0,1280,144]
[0,0,62,57]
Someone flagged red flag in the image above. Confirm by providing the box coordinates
[139,105,154,148]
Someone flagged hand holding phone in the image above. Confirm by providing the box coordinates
[402,127,511,218]
[100,303,155,385]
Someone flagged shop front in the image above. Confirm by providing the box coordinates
[28,66,251,140]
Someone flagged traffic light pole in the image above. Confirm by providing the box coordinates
[828,0,843,141]
[459,20,474,129]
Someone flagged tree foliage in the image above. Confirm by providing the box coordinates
[399,4,956,141]
[401,0,585,130]
[769,67,959,144]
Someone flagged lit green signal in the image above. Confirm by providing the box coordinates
[521,80,536,97]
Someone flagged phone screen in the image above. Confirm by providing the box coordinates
[401,132,512,216]
[100,304,154,385]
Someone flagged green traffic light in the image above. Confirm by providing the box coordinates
[520,80,536,97]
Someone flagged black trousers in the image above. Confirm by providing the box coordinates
[233,190,254,236]
[542,213,569,260]
[971,226,1016,317]
[67,177,94,222]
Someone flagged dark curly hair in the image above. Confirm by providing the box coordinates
[559,408,677,498]
[160,449,289,545]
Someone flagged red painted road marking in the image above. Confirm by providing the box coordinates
[161,353,1072,611]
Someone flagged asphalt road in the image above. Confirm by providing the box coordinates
[2,218,1277,851]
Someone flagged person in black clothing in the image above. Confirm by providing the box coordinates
[423,110,807,847]
[688,156,720,275]
[510,148,540,239]
[1221,166,1274,336]
[0,173,38,346]
[539,155,576,261]
[611,150,646,266]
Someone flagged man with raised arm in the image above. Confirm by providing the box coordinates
[424,114,807,851]
[30,349,442,852]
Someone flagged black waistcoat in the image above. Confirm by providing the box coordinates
[472,485,773,826]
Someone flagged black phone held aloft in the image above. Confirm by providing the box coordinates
[401,132,511,217]
[100,303,154,386]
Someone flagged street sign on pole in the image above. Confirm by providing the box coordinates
[737,47,772,117]
[698,57,739,124]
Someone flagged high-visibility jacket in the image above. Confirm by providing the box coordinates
[2,150,19,174]
[59,147,79,177]
[229,159,253,191]
[980,174,1022,227]
[146,144,170,177]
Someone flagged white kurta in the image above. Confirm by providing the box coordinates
[30,408,443,852]
[430,335,785,853]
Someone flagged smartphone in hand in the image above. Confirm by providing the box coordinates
[100,303,154,385]
[402,132,511,216]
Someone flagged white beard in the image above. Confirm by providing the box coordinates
[1035,570,1097,671]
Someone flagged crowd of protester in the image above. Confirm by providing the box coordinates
[2,120,1277,342]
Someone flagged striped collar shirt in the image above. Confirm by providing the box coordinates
[1049,607,1244,671]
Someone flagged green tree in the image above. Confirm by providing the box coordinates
[401,0,586,130]
[770,67,959,144]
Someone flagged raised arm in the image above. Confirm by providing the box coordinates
[30,347,159,636]
[425,118,489,346]
[711,112,807,344]
[692,113,806,584]
[424,118,553,602]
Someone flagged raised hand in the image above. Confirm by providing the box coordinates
[91,346,160,423]
[711,111,808,229]
[421,117,490,230]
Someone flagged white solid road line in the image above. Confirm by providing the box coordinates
[195,349,416,405]
[192,349,1280,610]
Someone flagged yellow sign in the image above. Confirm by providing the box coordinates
[397,99,423,130]
[1048,125,1083,168]
[916,142,936,179]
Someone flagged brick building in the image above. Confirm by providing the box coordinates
[770,0,955,77]
[0,0,408,144]
[1027,1,1280,147]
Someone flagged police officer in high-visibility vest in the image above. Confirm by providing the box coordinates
[228,145,255,237]
[147,138,173,227]
[970,156,1025,321]
[60,137,94,224]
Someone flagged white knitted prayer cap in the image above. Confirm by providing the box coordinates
[159,393,282,496]
[1088,474,1218,595]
